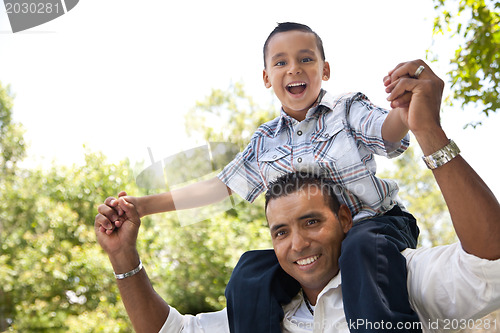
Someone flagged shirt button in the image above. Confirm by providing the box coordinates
[272,155,277,159]
[297,130,303,136]
[323,133,330,138]
[297,157,303,163]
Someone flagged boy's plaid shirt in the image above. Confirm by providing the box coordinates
[218,90,409,222]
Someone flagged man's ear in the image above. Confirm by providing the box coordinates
[338,204,352,233]
[263,69,272,89]
[322,61,331,81]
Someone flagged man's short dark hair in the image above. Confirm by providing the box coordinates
[263,22,326,69]
[264,171,341,215]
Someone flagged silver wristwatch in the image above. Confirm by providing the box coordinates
[422,140,460,170]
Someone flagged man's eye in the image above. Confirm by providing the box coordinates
[276,230,286,237]
[307,219,319,226]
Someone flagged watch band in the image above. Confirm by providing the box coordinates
[422,139,460,170]
[114,260,143,280]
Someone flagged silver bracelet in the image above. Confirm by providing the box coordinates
[422,139,460,170]
[114,260,143,280]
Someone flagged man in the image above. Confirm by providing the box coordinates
[95,59,500,332]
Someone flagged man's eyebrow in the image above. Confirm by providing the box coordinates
[297,212,322,220]
[270,212,323,233]
[270,223,287,234]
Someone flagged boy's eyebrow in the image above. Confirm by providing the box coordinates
[270,49,316,62]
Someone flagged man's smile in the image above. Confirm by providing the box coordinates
[295,254,321,266]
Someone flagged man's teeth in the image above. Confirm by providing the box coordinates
[296,255,319,266]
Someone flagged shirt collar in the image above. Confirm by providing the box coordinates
[283,273,342,316]
[275,89,331,137]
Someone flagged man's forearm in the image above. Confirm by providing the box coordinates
[415,128,500,259]
[109,253,170,333]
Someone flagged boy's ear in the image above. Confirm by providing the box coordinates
[263,69,272,89]
[322,61,331,81]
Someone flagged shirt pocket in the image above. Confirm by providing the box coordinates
[312,119,357,164]
[257,144,293,182]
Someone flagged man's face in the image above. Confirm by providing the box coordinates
[263,30,330,121]
[266,187,352,302]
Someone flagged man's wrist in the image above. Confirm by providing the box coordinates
[413,127,449,156]
[108,250,141,275]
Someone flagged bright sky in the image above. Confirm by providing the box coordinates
[1,0,499,198]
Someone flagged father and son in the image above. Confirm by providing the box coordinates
[95,23,500,332]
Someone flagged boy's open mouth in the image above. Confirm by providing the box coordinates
[287,82,307,95]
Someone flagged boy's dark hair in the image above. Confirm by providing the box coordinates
[263,22,326,68]
[264,171,341,215]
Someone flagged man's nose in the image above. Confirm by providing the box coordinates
[291,232,310,252]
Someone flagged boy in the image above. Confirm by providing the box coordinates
[103,22,421,332]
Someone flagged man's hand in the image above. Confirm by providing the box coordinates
[96,191,145,234]
[95,197,141,258]
[384,60,445,138]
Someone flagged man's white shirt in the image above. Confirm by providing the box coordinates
[160,242,500,333]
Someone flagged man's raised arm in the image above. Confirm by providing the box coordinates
[95,197,171,332]
[384,59,500,260]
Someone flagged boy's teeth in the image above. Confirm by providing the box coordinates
[296,255,319,266]
[288,82,305,87]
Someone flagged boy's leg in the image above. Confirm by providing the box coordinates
[339,206,422,333]
[225,249,300,333]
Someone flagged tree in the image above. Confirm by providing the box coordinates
[0,82,26,176]
[432,0,500,127]
[186,81,277,149]
[0,151,137,332]
[142,82,277,313]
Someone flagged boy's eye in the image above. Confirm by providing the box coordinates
[302,57,313,63]
[275,61,286,67]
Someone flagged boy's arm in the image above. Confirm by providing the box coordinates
[381,107,409,144]
[99,177,232,232]
[137,176,232,215]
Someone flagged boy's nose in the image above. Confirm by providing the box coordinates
[288,61,302,75]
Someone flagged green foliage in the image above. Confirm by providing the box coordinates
[186,81,276,149]
[145,199,270,314]
[0,82,26,178]
[432,0,500,127]
[0,151,136,332]
[379,145,457,247]
[0,80,275,331]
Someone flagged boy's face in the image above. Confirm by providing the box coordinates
[263,30,330,121]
